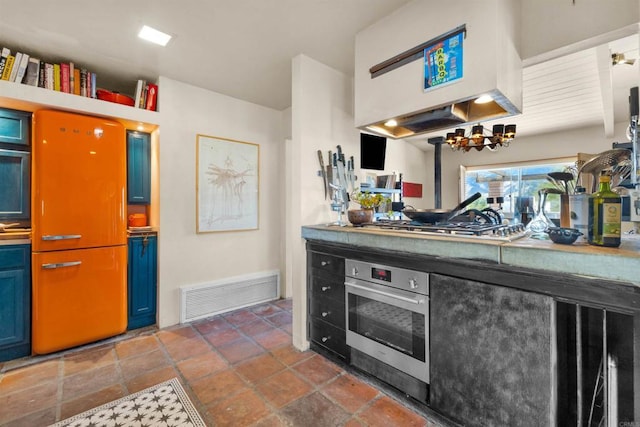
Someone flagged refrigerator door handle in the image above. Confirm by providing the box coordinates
[42,261,82,269]
[42,234,82,241]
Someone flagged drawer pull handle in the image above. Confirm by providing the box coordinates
[321,286,331,291]
[321,311,330,317]
[321,336,330,343]
[42,261,82,269]
[42,234,82,241]
[321,260,330,266]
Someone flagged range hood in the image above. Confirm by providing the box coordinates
[355,0,522,139]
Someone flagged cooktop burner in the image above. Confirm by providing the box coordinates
[360,219,528,241]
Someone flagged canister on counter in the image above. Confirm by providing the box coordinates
[569,187,588,243]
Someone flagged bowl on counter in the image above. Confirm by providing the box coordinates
[546,227,583,245]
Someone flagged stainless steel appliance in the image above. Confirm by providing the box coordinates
[344,259,429,383]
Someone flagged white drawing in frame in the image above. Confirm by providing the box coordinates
[197,134,259,232]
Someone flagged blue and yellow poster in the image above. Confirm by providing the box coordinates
[424,31,464,91]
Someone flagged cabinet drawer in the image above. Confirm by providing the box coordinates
[310,253,344,277]
[0,245,29,270]
[309,295,345,329]
[309,319,347,359]
[310,273,344,302]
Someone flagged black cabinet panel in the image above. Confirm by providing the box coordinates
[309,294,345,329]
[310,253,344,277]
[309,319,348,359]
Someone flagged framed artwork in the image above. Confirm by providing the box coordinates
[196,134,259,233]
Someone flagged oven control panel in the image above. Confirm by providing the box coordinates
[345,259,429,295]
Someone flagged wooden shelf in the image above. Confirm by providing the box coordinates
[0,80,159,132]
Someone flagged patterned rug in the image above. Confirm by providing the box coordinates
[49,378,206,427]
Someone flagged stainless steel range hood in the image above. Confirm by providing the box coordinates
[355,0,522,139]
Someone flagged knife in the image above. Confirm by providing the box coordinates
[327,150,334,199]
[317,150,328,200]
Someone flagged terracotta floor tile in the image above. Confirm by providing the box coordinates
[238,318,276,337]
[280,391,350,426]
[345,418,367,426]
[270,345,315,366]
[62,362,121,401]
[273,299,293,311]
[124,365,180,393]
[119,348,170,379]
[358,396,427,427]
[253,414,290,427]
[0,359,60,395]
[217,337,266,364]
[162,336,211,362]
[156,325,198,345]
[255,370,313,409]
[253,328,292,350]
[176,351,228,381]
[63,345,117,376]
[250,302,284,317]
[265,311,293,328]
[203,327,243,347]
[207,388,270,427]
[191,369,247,405]
[114,334,159,359]
[60,383,127,420]
[235,353,286,384]
[0,380,58,424]
[292,354,342,385]
[193,316,233,335]
[1,407,57,427]
[223,308,260,326]
[322,373,380,413]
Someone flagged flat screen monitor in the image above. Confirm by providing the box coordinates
[360,133,386,171]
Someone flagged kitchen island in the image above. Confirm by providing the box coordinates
[302,224,640,426]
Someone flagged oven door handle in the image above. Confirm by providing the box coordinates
[344,281,425,305]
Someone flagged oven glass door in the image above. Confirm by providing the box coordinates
[345,279,429,382]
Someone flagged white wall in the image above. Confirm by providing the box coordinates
[156,76,285,328]
[437,121,632,207]
[289,55,359,350]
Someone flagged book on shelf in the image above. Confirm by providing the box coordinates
[23,57,40,86]
[73,68,80,95]
[134,79,145,108]
[0,48,10,78]
[1,55,15,80]
[44,63,54,90]
[9,52,22,82]
[14,53,30,84]
[145,83,158,111]
[80,68,87,96]
[53,63,61,91]
[69,62,75,94]
[38,60,45,88]
[60,63,70,93]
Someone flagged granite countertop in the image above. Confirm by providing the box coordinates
[301,224,640,286]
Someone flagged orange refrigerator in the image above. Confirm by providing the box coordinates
[31,110,127,355]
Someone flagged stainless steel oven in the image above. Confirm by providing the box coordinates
[344,259,429,383]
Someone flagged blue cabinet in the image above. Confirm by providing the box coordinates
[0,108,30,225]
[128,235,157,329]
[0,244,31,362]
[127,131,151,204]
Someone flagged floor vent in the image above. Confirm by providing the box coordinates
[180,270,280,323]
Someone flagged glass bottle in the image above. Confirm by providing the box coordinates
[588,174,621,247]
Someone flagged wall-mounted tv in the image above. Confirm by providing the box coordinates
[360,133,387,171]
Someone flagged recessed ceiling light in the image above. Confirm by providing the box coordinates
[138,25,172,47]
[474,94,494,104]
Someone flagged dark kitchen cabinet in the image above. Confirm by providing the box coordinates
[307,251,348,360]
[0,244,31,362]
[127,234,157,330]
[429,273,554,427]
[126,130,151,205]
[0,108,30,225]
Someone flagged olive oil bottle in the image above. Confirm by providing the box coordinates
[587,174,621,247]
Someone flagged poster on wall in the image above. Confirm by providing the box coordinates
[196,134,259,233]
[424,29,464,91]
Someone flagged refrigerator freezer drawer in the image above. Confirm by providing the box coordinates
[32,245,127,355]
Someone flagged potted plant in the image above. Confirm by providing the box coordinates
[348,191,391,225]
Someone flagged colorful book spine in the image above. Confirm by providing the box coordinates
[90,72,96,98]
[1,55,15,80]
[45,63,54,90]
[9,52,22,82]
[60,63,70,93]
[38,60,46,88]
[14,53,30,84]
[145,83,158,111]
[73,68,80,95]
[80,68,87,96]
[23,57,40,86]
[0,48,10,78]
[53,63,61,91]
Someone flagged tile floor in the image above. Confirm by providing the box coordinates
[0,299,446,427]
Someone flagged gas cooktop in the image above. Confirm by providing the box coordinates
[358,219,529,242]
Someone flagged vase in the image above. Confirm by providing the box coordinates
[348,209,374,225]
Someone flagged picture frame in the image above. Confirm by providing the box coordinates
[196,134,259,233]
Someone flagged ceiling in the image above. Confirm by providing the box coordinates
[0,1,637,148]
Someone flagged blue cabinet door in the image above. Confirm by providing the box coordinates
[127,131,151,204]
[0,108,30,147]
[127,235,157,329]
[0,149,30,222]
[0,244,31,362]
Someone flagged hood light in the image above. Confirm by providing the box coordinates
[474,94,494,104]
[384,119,398,127]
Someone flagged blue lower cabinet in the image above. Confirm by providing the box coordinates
[0,244,31,362]
[128,235,157,330]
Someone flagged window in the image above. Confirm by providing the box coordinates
[460,157,577,224]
